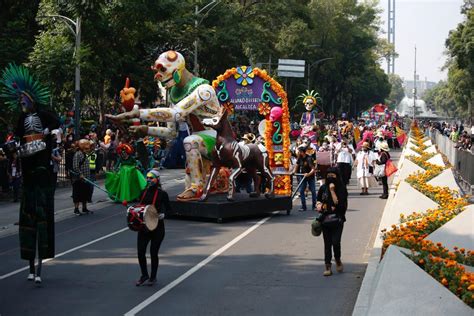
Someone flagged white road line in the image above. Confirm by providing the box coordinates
[0,227,128,280]
[124,214,275,316]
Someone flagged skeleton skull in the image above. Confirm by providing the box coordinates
[151,50,185,88]
[304,97,315,112]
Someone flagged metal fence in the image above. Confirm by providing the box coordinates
[428,129,474,191]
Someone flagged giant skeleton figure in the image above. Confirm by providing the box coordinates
[107,51,221,201]
[0,64,59,283]
[297,90,322,143]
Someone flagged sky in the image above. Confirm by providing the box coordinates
[377,0,466,83]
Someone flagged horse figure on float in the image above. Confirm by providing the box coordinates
[201,109,274,202]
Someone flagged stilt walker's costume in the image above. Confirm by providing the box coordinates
[0,64,59,282]
[105,143,147,202]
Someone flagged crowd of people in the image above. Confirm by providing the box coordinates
[423,120,474,153]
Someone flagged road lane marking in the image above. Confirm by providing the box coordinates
[0,212,122,256]
[124,214,275,316]
[0,227,128,280]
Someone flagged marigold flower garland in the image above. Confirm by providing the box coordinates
[381,124,473,306]
[212,67,291,195]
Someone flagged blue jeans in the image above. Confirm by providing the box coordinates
[298,175,317,210]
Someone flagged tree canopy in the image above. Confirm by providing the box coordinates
[426,1,473,120]
[0,0,392,136]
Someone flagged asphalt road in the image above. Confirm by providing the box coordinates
[0,152,398,316]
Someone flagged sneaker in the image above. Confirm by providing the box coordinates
[34,276,42,284]
[82,208,91,214]
[323,266,332,277]
[147,278,157,286]
[135,275,149,286]
[379,195,388,199]
[298,208,307,212]
[74,208,81,216]
[27,273,34,281]
[336,261,344,273]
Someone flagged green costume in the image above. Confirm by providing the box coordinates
[105,156,147,202]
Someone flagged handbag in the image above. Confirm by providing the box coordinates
[311,218,322,236]
[385,159,398,177]
[373,163,386,177]
[321,213,341,227]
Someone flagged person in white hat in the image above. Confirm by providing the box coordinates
[375,142,390,199]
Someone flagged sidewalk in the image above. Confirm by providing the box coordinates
[0,168,185,238]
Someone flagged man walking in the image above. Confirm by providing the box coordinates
[71,139,93,215]
[293,144,317,212]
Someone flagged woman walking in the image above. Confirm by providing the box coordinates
[375,142,390,199]
[135,170,169,286]
[354,142,372,195]
[316,167,348,276]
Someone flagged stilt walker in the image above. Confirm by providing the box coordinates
[0,64,59,284]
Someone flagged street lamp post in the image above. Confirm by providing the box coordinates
[193,1,220,76]
[307,57,334,89]
[42,15,81,139]
[413,45,417,121]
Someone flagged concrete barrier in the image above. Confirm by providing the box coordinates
[427,168,460,193]
[427,153,446,167]
[363,246,473,316]
[397,159,424,183]
[427,205,474,252]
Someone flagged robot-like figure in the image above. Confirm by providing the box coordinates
[107,51,221,201]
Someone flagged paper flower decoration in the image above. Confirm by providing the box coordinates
[234,66,254,86]
[258,102,271,116]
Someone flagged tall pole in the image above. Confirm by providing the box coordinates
[74,17,81,139]
[193,5,199,76]
[413,45,417,121]
[193,1,219,77]
[40,14,81,139]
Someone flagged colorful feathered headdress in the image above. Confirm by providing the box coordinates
[296,90,322,108]
[0,63,49,109]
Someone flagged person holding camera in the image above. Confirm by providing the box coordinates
[315,167,348,276]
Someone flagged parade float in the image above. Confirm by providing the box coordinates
[107,54,292,222]
[167,66,293,221]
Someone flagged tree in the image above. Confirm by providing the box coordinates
[444,1,473,122]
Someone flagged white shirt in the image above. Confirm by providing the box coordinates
[335,143,354,164]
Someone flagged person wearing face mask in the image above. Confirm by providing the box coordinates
[135,169,169,286]
[315,167,348,276]
[105,143,147,202]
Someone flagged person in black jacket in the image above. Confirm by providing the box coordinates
[375,142,390,199]
[135,169,169,286]
[316,167,348,276]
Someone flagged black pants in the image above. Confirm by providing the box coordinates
[137,220,165,279]
[322,223,344,265]
[337,163,352,185]
[381,176,388,196]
